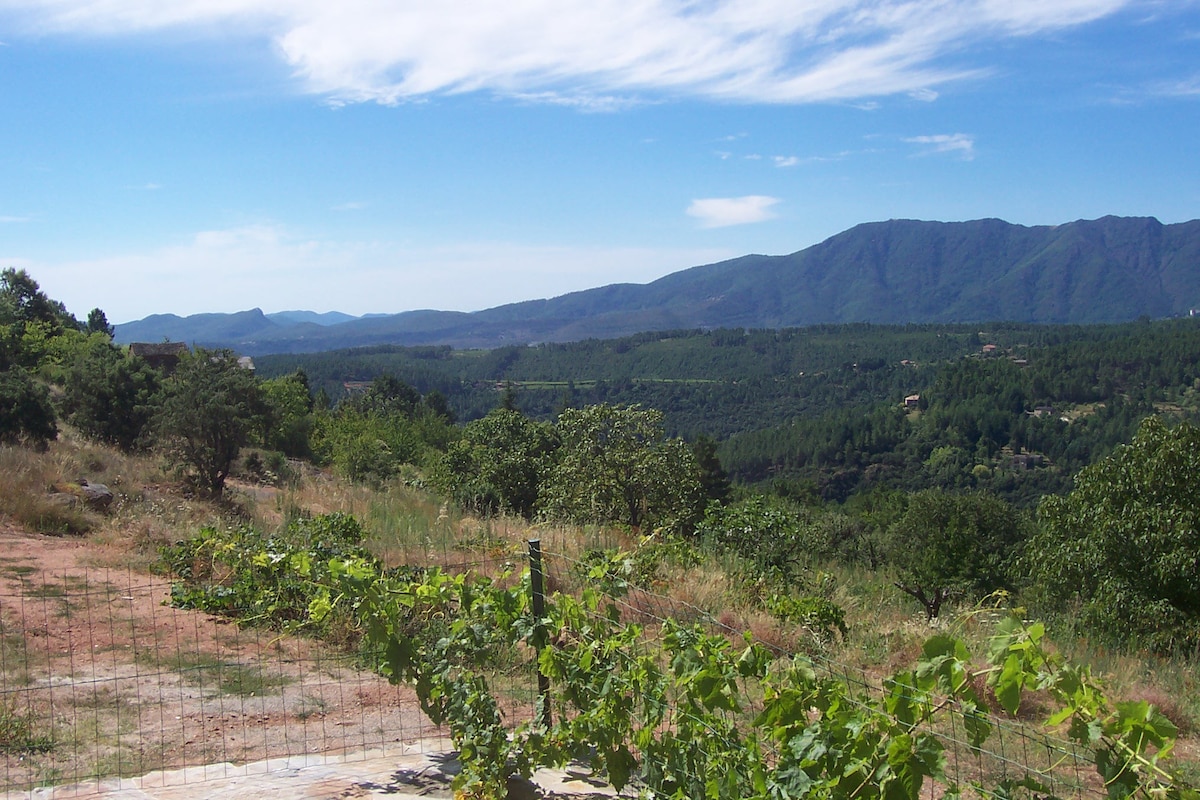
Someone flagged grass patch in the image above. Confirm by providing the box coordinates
[166,652,292,697]
[0,559,38,579]
[0,700,54,754]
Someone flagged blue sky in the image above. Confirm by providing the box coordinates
[1,1,1198,323]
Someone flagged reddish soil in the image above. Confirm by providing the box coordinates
[0,526,459,793]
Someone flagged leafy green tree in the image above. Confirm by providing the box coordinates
[261,370,314,457]
[0,367,57,448]
[0,268,77,344]
[692,434,731,505]
[695,494,808,573]
[1,272,43,370]
[1031,416,1200,652]
[433,408,558,518]
[61,337,161,451]
[540,404,703,532]
[153,349,268,497]
[312,375,457,485]
[310,408,427,484]
[85,308,114,337]
[344,374,421,417]
[422,389,455,424]
[887,489,1029,620]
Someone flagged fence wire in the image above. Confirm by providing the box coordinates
[0,548,1126,799]
[0,563,529,796]
[540,547,1100,800]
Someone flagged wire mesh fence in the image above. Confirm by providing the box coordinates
[0,563,531,796]
[538,546,1101,800]
[1,545,1117,798]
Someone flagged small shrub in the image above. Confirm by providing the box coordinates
[163,512,377,632]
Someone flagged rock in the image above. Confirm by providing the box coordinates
[78,479,114,511]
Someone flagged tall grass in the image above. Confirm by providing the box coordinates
[0,445,97,535]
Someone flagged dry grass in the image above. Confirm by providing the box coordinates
[1059,641,1200,737]
[0,444,101,536]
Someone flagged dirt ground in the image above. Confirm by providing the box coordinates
[0,525,495,795]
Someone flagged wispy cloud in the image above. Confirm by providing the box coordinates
[511,91,643,112]
[687,196,780,228]
[773,156,800,167]
[1151,74,1200,97]
[904,133,976,160]
[1,1,1136,105]
[1,215,30,223]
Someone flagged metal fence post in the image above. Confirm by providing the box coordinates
[528,538,552,728]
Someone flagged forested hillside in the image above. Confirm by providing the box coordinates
[258,317,1200,504]
[115,215,1200,353]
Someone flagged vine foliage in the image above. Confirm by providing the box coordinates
[163,520,1195,800]
[326,554,1198,800]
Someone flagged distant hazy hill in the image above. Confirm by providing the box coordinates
[114,216,1200,354]
[266,310,358,326]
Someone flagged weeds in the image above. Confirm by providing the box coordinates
[0,699,54,754]
[164,652,293,696]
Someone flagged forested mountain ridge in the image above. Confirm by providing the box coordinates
[114,216,1200,354]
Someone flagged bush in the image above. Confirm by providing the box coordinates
[153,349,268,497]
[1031,416,1200,653]
[0,367,56,448]
[163,512,377,634]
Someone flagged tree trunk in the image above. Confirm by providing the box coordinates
[894,583,953,621]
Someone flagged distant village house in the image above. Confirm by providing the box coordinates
[129,342,189,374]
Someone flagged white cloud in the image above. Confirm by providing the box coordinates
[510,91,643,113]
[687,196,781,228]
[904,133,976,160]
[14,224,734,321]
[0,0,1136,105]
[0,215,31,223]
[773,155,800,167]
[1153,74,1200,97]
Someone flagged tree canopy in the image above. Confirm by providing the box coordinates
[539,404,703,532]
[154,349,268,497]
[887,489,1030,620]
[1031,416,1200,653]
[433,408,558,518]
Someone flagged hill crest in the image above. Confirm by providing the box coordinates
[114,216,1200,354]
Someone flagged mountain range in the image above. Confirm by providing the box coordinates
[113,215,1200,355]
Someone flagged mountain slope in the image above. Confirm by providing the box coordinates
[114,216,1200,354]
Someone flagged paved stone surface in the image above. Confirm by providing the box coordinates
[9,739,626,800]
